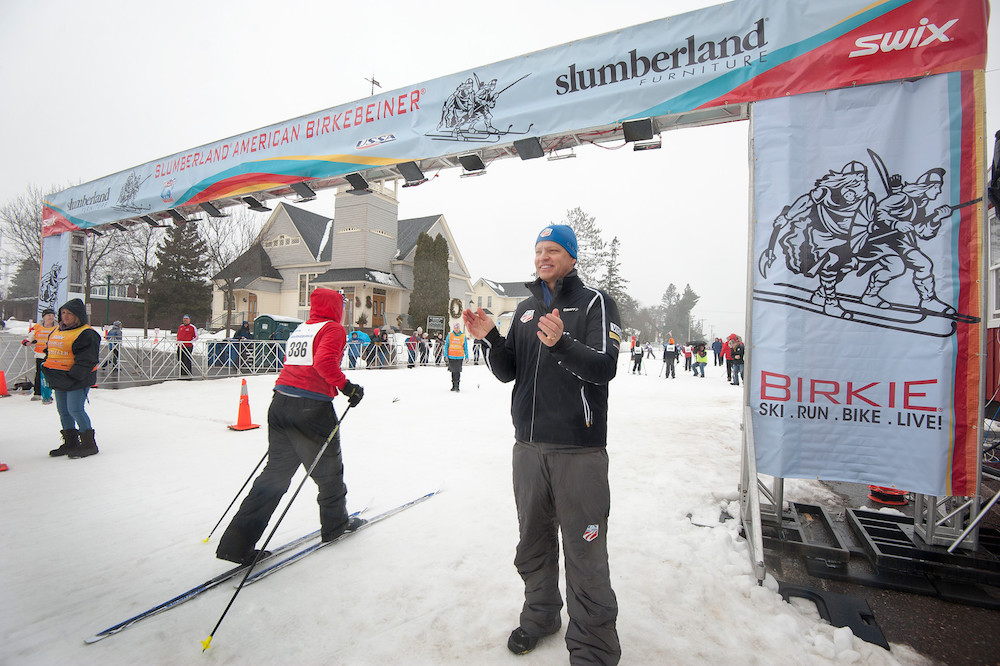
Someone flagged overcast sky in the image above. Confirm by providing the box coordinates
[1,0,997,338]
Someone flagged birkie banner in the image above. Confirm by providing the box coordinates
[750,71,984,496]
[41,0,986,235]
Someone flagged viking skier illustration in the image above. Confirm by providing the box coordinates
[759,160,876,317]
[428,73,532,142]
[755,150,979,337]
[38,262,66,313]
[113,170,151,213]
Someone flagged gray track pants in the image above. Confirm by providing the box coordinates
[513,440,621,665]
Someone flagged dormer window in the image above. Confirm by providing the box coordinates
[263,234,300,248]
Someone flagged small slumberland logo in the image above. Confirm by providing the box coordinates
[67,188,110,210]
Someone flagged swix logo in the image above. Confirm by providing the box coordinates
[355,133,397,150]
[849,18,958,58]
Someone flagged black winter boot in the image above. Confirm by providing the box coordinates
[69,429,99,458]
[50,429,80,457]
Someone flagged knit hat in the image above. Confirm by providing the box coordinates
[41,308,55,316]
[536,224,578,259]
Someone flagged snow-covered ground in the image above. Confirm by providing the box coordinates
[0,322,931,665]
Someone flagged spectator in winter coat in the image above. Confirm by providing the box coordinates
[720,337,734,381]
[103,320,122,370]
[463,223,622,664]
[177,315,197,376]
[406,331,419,368]
[730,335,746,386]
[711,338,723,366]
[234,321,253,370]
[22,308,57,403]
[434,332,445,365]
[694,346,708,377]
[43,299,101,458]
[234,321,253,341]
[347,331,363,369]
[445,322,468,391]
[419,331,430,365]
[216,288,365,565]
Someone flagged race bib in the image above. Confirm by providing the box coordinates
[283,322,328,366]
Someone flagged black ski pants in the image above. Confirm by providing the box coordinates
[217,393,348,562]
[513,441,621,665]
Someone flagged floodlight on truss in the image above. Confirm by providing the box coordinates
[199,201,229,217]
[397,161,428,187]
[167,209,200,225]
[632,139,662,151]
[513,137,544,160]
[344,172,372,195]
[458,152,487,177]
[242,196,272,213]
[622,117,655,143]
[290,182,317,202]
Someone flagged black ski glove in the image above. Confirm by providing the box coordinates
[341,381,364,407]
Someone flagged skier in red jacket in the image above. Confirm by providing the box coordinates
[217,288,365,565]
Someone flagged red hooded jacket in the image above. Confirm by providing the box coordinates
[274,288,348,400]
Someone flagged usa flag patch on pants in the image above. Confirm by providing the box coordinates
[583,524,599,542]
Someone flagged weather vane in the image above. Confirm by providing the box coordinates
[365,74,381,96]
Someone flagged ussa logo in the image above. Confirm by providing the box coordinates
[356,134,397,150]
[849,17,958,58]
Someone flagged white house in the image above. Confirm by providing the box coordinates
[211,183,473,332]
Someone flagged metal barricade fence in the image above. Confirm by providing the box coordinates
[1,332,455,390]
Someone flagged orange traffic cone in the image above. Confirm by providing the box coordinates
[228,379,260,431]
[0,371,10,398]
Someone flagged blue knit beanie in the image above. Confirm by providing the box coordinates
[535,224,578,258]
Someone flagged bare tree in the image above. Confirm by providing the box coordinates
[116,223,165,335]
[200,208,268,335]
[0,183,49,267]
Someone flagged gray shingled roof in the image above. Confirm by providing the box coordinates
[480,279,532,298]
[397,216,441,260]
[282,204,334,262]
[212,243,282,283]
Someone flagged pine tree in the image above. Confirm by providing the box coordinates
[9,258,40,300]
[148,223,211,323]
[408,232,451,330]
[561,207,606,286]
[432,233,451,322]
[600,237,629,301]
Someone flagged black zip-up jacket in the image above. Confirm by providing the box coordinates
[483,270,622,448]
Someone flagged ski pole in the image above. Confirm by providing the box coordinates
[202,451,269,543]
[202,404,354,652]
